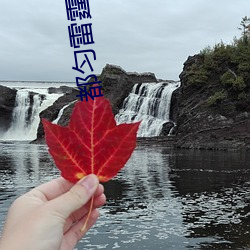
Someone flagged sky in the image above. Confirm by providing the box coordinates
[0,0,249,82]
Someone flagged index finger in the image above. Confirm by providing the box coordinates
[34,177,74,201]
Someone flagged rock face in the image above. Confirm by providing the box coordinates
[174,55,250,151]
[36,88,79,139]
[48,86,75,94]
[0,85,17,133]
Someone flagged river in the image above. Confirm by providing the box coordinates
[0,142,250,249]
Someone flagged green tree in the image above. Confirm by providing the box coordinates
[238,16,250,44]
[186,16,250,111]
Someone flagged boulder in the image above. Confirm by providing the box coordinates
[160,122,175,136]
[48,85,75,94]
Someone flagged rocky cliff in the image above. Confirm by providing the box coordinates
[174,54,250,151]
[0,85,17,133]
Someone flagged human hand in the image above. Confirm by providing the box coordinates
[0,174,106,250]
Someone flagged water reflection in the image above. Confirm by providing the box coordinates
[1,143,250,249]
[170,150,250,249]
[84,146,188,249]
[0,143,57,190]
[0,142,58,230]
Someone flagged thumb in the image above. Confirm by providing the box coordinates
[47,174,99,219]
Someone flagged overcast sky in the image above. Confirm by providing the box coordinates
[0,0,249,82]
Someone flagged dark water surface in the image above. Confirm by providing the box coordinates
[0,142,250,249]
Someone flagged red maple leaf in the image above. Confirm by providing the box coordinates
[42,96,140,183]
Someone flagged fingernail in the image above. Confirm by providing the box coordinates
[79,174,98,191]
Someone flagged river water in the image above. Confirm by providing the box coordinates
[0,142,250,249]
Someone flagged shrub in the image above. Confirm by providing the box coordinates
[238,92,247,100]
[186,64,209,86]
[221,71,236,86]
[233,76,246,91]
[221,71,246,91]
[200,46,213,55]
[207,91,228,106]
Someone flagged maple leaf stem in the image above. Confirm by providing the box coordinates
[80,196,94,232]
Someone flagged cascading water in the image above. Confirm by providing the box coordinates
[1,89,63,141]
[53,100,77,124]
[115,81,180,137]
[7,90,31,136]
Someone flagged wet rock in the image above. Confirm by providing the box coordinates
[48,86,75,94]
[0,85,17,133]
[160,122,175,136]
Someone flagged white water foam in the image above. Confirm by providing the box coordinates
[1,88,63,141]
[52,100,77,124]
[115,82,180,137]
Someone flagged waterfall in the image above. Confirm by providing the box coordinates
[1,89,62,141]
[115,81,180,137]
[53,100,77,124]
